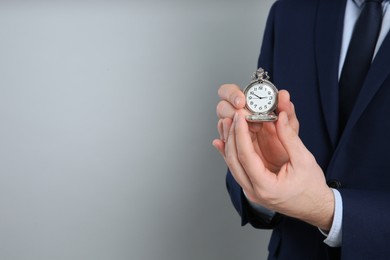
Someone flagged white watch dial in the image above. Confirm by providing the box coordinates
[245,82,277,114]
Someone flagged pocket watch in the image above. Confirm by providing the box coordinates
[243,68,278,122]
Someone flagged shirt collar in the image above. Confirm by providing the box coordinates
[353,0,364,7]
[353,0,388,8]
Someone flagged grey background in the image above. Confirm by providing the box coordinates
[0,0,275,259]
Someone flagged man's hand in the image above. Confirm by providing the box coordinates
[213,84,299,173]
[213,84,334,230]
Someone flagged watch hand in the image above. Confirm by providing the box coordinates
[252,93,267,99]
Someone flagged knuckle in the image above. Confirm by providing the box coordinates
[228,93,237,106]
[218,84,233,99]
[253,188,272,202]
[301,152,316,166]
[219,84,240,100]
[217,84,227,98]
[216,101,225,118]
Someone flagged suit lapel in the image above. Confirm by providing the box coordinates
[341,33,390,138]
[315,0,348,147]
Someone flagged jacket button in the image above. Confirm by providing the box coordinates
[327,180,342,189]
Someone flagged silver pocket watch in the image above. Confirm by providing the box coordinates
[243,68,278,122]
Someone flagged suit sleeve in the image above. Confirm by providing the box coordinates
[339,189,390,258]
[226,169,282,229]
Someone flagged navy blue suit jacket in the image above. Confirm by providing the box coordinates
[226,0,390,259]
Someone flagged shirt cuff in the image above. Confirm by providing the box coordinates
[319,188,343,247]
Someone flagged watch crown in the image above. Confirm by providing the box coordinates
[252,67,270,81]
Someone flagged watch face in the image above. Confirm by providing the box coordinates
[245,81,277,114]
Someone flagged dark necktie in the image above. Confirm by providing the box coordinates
[339,0,383,132]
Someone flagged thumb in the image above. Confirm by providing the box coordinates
[276,111,313,166]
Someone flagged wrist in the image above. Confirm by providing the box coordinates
[300,187,335,230]
[313,187,335,230]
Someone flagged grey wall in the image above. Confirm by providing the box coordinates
[0,1,275,259]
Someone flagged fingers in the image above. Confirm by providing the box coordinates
[217,118,233,143]
[277,90,299,132]
[223,118,233,142]
[216,84,249,142]
[214,118,231,157]
[218,84,246,109]
[275,111,313,166]
[216,100,237,120]
[212,139,225,157]
[223,113,254,193]
[216,83,246,119]
[217,119,223,140]
[277,90,291,112]
[234,112,276,187]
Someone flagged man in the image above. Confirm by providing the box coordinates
[212,0,390,259]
